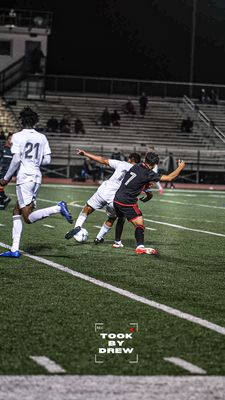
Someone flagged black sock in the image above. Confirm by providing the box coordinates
[135,225,145,247]
[115,218,125,242]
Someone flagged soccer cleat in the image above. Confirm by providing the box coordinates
[135,247,158,255]
[0,250,21,258]
[112,241,124,248]
[94,237,104,245]
[65,226,81,240]
[58,201,73,224]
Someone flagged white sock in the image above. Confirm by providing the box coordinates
[28,205,60,223]
[156,181,162,190]
[75,212,87,228]
[11,215,23,252]
[96,223,111,240]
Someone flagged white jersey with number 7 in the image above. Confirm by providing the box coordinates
[11,128,51,184]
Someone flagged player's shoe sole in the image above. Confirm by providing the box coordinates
[135,247,158,255]
[112,242,124,248]
[58,201,73,224]
[65,226,81,240]
[0,250,21,258]
[3,197,11,206]
[94,238,104,245]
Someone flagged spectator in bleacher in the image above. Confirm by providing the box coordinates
[59,115,71,133]
[122,100,136,116]
[180,116,193,133]
[74,118,85,134]
[111,147,122,160]
[163,152,176,189]
[199,88,207,103]
[139,92,148,116]
[30,46,44,74]
[47,116,59,132]
[100,107,111,127]
[111,110,120,126]
[210,89,218,105]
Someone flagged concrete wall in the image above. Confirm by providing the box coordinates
[0,27,48,72]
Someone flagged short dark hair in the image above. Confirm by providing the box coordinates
[128,152,141,163]
[145,152,159,165]
[19,107,39,127]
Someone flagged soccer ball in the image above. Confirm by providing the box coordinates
[74,228,89,243]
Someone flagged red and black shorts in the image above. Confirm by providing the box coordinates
[113,200,142,222]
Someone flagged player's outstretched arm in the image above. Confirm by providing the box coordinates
[160,160,185,182]
[76,149,109,165]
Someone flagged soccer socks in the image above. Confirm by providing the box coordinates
[96,223,111,240]
[135,225,145,247]
[28,205,61,223]
[11,215,23,252]
[75,212,87,228]
[115,218,125,242]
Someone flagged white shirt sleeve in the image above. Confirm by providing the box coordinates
[108,159,122,170]
[44,137,51,155]
[11,134,21,155]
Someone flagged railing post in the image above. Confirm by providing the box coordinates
[67,144,71,178]
[196,150,200,183]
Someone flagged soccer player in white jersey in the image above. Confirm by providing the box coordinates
[65,149,141,241]
[0,107,73,258]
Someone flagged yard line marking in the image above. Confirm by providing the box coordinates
[145,219,225,238]
[0,224,5,226]
[43,224,55,229]
[94,225,102,229]
[30,356,65,373]
[164,357,206,374]
[145,227,156,231]
[1,241,225,336]
[158,199,225,210]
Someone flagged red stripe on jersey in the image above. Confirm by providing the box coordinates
[114,200,138,207]
[133,203,141,214]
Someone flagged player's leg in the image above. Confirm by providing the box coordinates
[0,201,23,257]
[130,217,157,255]
[155,181,164,195]
[94,203,117,244]
[112,202,126,248]
[65,204,94,239]
[65,191,106,240]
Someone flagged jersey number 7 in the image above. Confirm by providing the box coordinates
[124,172,137,186]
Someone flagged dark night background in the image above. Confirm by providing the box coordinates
[2,0,225,84]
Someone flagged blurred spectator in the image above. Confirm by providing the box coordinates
[139,92,148,116]
[47,116,59,132]
[74,118,85,134]
[100,107,111,127]
[199,88,207,103]
[111,147,122,160]
[59,115,71,133]
[180,116,193,133]
[122,100,136,115]
[111,110,120,126]
[163,152,176,189]
[210,89,218,105]
[30,46,44,74]
[8,9,17,26]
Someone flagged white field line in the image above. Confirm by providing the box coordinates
[30,356,65,373]
[158,198,225,210]
[94,225,102,229]
[0,241,225,336]
[8,193,225,237]
[0,224,5,226]
[164,357,206,374]
[145,227,156,231]
[43,224,55,229]
[145,219,225,238]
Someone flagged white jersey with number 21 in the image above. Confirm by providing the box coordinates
[11,128,51,185]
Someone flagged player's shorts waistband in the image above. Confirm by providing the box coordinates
[113,200,137,207]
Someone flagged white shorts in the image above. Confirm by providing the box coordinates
[16,182,40,209]
[87,191,117,219]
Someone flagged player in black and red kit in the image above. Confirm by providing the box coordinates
[113,152,185,255]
